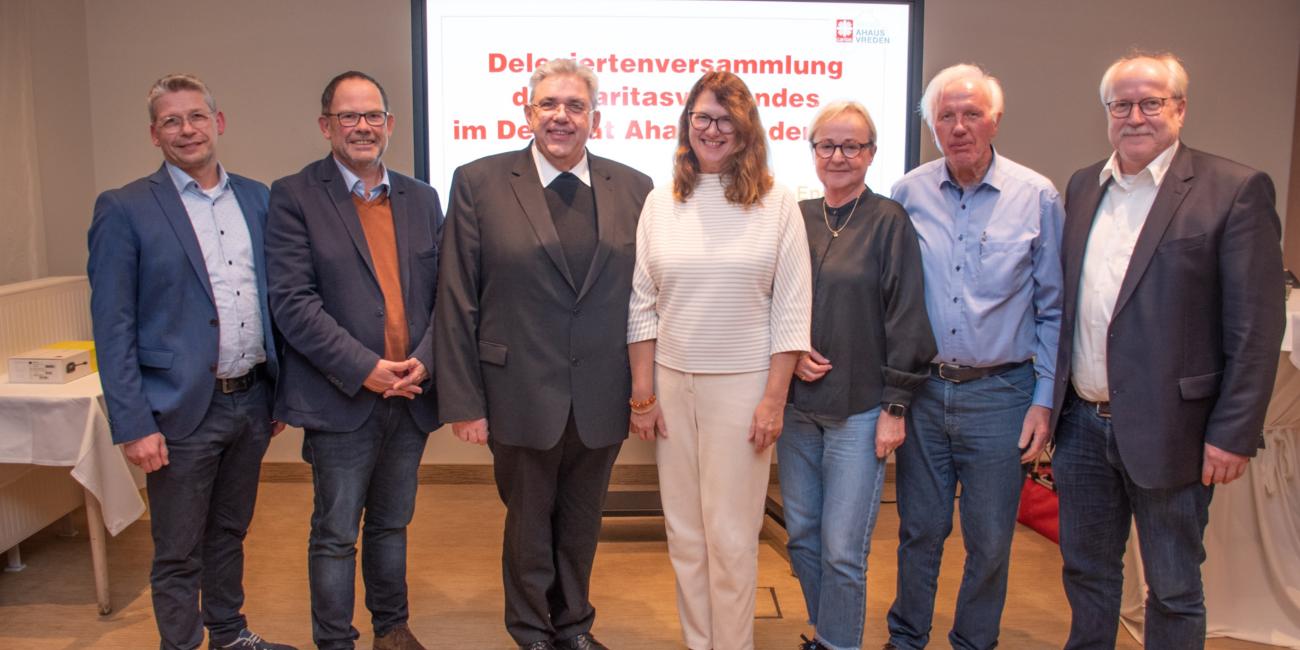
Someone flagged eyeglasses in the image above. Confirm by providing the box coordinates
[323,111,389,127]
[689,112,736,134]
[530,100,592,116]
[1105,97,1177,118]
[155,111,213,134]
[812,140,873,159]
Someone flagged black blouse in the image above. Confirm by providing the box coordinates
[788,188,936,418]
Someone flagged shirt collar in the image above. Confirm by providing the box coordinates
[530,141,591,187]
[165,161,229,196]
[333,155,390,200]
[1099,141,1179,188]
[939,146,1002,192]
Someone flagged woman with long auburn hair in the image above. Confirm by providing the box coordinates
[627,71,812,650]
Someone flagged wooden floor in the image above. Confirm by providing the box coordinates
[0,482,1272,649]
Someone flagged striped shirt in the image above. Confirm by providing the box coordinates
[628,175,812,373]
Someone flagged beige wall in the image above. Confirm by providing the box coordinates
[15,0,1300,462]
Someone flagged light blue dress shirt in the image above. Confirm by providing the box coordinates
[166,162,265,379]
[333,156,391,200]
[891,151,1064,408]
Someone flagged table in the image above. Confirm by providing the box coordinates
[1120,311,1300,647]
[0,372,145,614]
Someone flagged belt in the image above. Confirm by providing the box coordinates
[930,360,1027,384]
[216,364,264,394]
[1071,394,1112,419]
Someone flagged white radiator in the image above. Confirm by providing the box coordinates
[0,275,94,557]
[0,275,93,360]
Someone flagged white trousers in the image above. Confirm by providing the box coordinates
[656,364,773,650]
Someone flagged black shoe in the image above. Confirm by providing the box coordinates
[555,633,609,650]
[521,642,556,650]
[210,629,297,650]
[799,634,826,650]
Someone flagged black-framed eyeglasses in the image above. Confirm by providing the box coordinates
[689,112,736,134]
[812,140,873,159]
[1105,97,1177,119]
[323,111,389,127]
[156,111,213,134]
[530,100,592,116]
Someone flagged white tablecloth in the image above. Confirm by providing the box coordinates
[1121,311,1300,648]
[0,373,144,535]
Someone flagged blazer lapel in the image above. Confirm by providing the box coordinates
[150,165,214,305]
[319,157,380,284]
[578,155,617,301]
[510,148,575,289]
[1112,146,1193,318]
[1062,171,1107,325]
[388,177,414,304]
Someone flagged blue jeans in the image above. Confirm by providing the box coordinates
[302,399,429,650]
[778,406,886,650]
[146,379,272,650]
[888,363,1032,650]
[1054,395,1213,650]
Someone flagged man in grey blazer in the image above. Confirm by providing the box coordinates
[1052,52,1284,649]
[266,71,441,650]
[435,59,652,650]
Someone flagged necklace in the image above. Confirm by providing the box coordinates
[822,192,861,238]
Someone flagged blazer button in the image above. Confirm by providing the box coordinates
[571,357,580,366]
[209,364,217,373]
[209,319,219,326]
[376,309,384,317]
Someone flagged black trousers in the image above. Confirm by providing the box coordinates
[145,379,272,650]
[490,412,621,645]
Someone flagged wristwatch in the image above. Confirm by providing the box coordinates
[883,402,907,418]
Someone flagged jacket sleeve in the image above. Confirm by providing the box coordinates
[433,168,487,422]
[1206,171,1286,455]
[87,191,159,443]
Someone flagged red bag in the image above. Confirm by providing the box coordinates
[1016,462,1059,543]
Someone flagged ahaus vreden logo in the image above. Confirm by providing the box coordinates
[836,19,854,42]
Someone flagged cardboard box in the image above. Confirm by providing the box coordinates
[47,340,97,372]
[7,347,93,384]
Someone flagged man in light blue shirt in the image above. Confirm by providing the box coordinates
[884,63,1063,650]
[88,74,292,650]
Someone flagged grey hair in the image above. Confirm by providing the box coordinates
[529,59,600,108]
[1099,52,1189,104]
[808,100,878,148]
[919,63,1004,127]
[147,73,216,122]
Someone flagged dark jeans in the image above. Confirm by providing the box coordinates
[146,379,272,650]
[1054,395,1213,650]
[888,363,1033,650]
[489,412,621,645]
[302,399,429,650]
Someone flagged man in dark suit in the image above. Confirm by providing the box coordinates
[1052,52,1285,649]
[435,59,652,650]
[265,71,441,650]
[89,74,293,650]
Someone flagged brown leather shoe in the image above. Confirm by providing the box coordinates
[373,623,427,650]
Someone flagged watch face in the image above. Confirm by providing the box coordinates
[885,403,906,417]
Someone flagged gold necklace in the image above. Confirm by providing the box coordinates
[822,192,861,238]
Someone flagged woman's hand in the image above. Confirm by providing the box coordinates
[630,402,669,441]
[749,395,784,451]
[794,348,832,383]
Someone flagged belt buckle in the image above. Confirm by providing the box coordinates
[937,363,963,383]
[1094,401,1112,419]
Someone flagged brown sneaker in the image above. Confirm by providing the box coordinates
[373,623,427,650]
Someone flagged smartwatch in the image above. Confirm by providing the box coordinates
[883,402,907,418]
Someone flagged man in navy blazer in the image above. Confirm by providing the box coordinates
[88,74,293,650]
[266,71,441,650]
[1052,53,1285,649]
